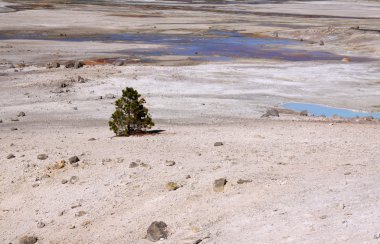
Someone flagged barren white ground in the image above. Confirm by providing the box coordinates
[1,0,380,243]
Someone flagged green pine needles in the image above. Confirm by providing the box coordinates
[109,87,154,136]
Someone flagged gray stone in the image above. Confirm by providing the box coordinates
[69,176,79,184]
[64,61,75,68]
[61,179,68,184]
[19,235,38,244]
[262,108,279,117]
[0,119,2,123]
[214,142,223,146]
[37,221,45,228]
[75,210,87,217]
[165,160,176,166]
[129,162,139,168]
[88,138,96,141]
[17,112,26,117]
[11,127,18,131]
[113,60,125,66]
[6,154,15,159]
[213,178,227,192]
[147,221,168,242]
[11,118,19,122]
[46,61,60,69]
[77,75,85,83]
[68,156,80,164]
[300,110,308,116]
[37,154,48,160]
[319,40,325,46]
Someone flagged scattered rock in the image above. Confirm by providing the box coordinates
[37,154,48,160]
[140,162,151,169]
[374,233,380,239]
[17,112,26,117]
[147,221,168,242]
[165,182,180,191]
[165,160,176,166]
[37,221,45,228]
[61,179,68,184]
[0,119,2,123]
[320,215,328,219]
[129,162,139,168]
[102,158,112,163]
[11,127,18,131]
[261,108,279,117]
[341,57,351,63]
[213,178,227,192]
[214,142,223,146]
[32,183,39,188]
[19,235,38,244]
[113,60,124,66]
[64,61,75,68]
[237,179,252,184]
[74,60,84,69]
[75,210,87,217]
[319,40,324,46]
[46,61,60,69]
[68,156,80,164]
[77,75,85,83]
[185,175,191,179]
[364,116,374,121]
[88,138,96,141]
[300,110,308,116]
[71,162,79,167]
[11,118,19,122]
[68,224,76,229]
[71,203,82,209]
[6,154,15,159]
[69,176,79,184]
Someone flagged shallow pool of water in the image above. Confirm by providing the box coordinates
[283,102,380,119]
[0,30,363,62]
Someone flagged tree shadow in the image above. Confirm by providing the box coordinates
[112,129,165,138]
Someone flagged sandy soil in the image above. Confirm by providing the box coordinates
[1,0,380,243]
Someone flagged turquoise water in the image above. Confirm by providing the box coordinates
[283,103,380,119]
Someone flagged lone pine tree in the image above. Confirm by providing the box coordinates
[109,87,154,136]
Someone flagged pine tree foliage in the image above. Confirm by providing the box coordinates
[109,87,154,136]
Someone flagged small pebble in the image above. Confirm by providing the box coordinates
[37,221,45,228]
[61,179,68,184]
[37,154,48,160]
[69,176,79,184]
[75,210,87,217]
[214,142,223,146]
[17,111,26,117]
[69,156,80,164]
[6,154,15,159]
[129,162,138,168]
[165,160,176,166]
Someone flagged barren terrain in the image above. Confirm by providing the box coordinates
[0,0,380,243]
